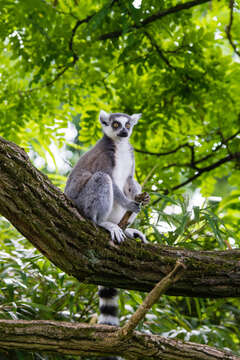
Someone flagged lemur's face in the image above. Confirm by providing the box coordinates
[99,111,141,140]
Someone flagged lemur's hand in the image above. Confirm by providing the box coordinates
[135,192,150,206]
[127,200,141,213]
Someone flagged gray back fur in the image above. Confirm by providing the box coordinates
[65,134,134,200]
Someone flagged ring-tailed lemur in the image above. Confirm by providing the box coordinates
[65,110,149,359]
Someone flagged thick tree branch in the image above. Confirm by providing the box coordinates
[0,320,239,360]
[1,136,240,298]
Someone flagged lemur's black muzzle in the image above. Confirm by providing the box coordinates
[118,129,128,137]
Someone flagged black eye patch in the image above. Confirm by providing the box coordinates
[112,121,122,130]
[125,122,131,129]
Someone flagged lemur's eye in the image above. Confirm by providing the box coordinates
[125,122,130,129]
[113,122,120,128]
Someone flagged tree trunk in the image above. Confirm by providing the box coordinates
[0,320,239,360]
[0,136,240,298]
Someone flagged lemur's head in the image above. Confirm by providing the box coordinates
[99,110,141,140]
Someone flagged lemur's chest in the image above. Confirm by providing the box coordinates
[112,142,133,190]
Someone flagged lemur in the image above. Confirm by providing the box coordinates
[65,110,149,343]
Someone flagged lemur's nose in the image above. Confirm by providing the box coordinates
[118,129,128,137]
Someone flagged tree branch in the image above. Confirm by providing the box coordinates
[19,0,211,92]
[171,152,240,192]
[0,320,239,360]
[1,136,240,298]
[143,30,176,70]
[117,261,186,340]
[98,0,211,40]
[151,151,239,199]
[136,128,240,193]
[135,129,240,160]
[226,0,240,57]
[134,142,191,157]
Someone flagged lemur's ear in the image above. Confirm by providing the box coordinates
[131,113,142,125]
[99,110,110,126]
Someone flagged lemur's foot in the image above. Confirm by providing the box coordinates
[125,228,148,243]
[109,225,126,243]
[99,221,126,243]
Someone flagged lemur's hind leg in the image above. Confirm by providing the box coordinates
[75,171,125,243]
[74,171,112,222]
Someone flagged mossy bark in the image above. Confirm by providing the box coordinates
[0,136,240,298]
[0,320,239,360]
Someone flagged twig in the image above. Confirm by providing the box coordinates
[171,152,239,191]
[141,163,159,189]
[117,261,186,339]
[134,142,191,157]
[144,30,176,70]
[226,0,240,57]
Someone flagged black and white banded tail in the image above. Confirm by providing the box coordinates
[98,286,119,326]
[98,286,122,360]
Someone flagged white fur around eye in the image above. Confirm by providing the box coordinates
[103,125,117,139]
[116,116,129,127]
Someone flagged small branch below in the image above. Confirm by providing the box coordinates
[117,261,186,340]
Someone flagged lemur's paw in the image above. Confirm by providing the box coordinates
[135,192,150,205]
[125,228,148,243]
[110,224,126,243]
[127,200,141,213]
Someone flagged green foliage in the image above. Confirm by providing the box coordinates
[0,218,97,359]
[146,193,236,249]
[0,220,97,323]
[0,0,240,358]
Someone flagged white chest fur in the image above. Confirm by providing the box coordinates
[112,140,132,191]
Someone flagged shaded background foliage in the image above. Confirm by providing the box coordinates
[0,0,240,358]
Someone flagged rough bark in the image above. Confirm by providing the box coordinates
[0,136,240,298]
[0,320,239,360]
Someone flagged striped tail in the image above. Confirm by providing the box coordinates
[98,286,121,360]
[98,286,119,326]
